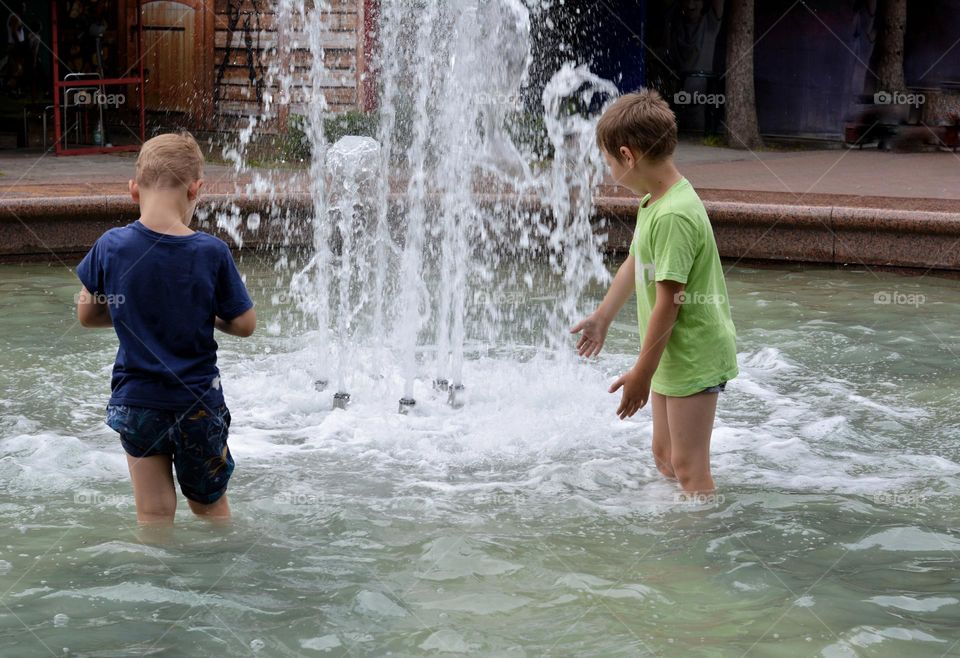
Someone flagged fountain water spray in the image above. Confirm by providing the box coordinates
[261,1,617,414]
[326,135,381,405]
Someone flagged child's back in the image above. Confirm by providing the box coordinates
[80,221,251,410]
[76,133,255,525]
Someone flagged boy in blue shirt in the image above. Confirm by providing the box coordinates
[76,132,256,524]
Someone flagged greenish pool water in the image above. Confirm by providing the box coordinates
[0,258,958,657]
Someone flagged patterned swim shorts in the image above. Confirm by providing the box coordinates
[106,404,234,504]
[701,382,727,394]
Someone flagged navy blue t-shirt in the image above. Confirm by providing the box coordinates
[76,220,254,412]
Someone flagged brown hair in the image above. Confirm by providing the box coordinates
[596,89,678,163]
[135,132,204,188]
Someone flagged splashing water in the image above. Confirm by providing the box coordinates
[244,0,619,408]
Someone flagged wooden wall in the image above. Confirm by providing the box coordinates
[212,0,366,124]
[131,0,367,129]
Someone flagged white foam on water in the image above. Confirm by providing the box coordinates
[844,527,960,552]
[821,625,948,657]
[300,635,342,652]
[420,629,476,654]
[43,582,285,614]
[2,337,957,520]
[0,430,126,495]
[866,595,958,612]
[354,590,407,618]
[77,541,173,560]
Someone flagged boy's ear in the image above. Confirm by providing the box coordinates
[187,179,203,201]
[129,179,139,203]
[619,146,635,168]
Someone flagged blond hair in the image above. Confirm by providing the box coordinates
[135,132,204,188]
[596,89,678,163]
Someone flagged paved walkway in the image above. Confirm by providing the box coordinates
[0,151,254,198]
[1,140,957,211]
[2,141,958,270]
[676,142,960,210]
[599,140,960,211]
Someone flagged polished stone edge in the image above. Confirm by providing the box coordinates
[2,193,959,271]
[596,198,960,270]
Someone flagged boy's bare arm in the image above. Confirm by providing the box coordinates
[570,255,635,357]
[610,280,683,419]
[636,280,683,377]
[215,307,257,338]
[76,286,113,328]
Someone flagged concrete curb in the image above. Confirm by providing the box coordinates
[597,198,960,271]
[2,193,959,271]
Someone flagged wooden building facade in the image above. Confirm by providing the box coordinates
[138,0,372,128]
[38,0,372,150]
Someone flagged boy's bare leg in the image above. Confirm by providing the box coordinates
[650,393,676,479]
[187,495,230,521]
[666,392,719,494]
[126,454,177,524]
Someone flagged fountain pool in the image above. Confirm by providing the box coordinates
[0,259,958,656]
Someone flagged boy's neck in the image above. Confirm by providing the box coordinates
[139,213,194,236]
[637,159,683,206]
[138,201,195,236]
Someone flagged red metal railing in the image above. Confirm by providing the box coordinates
[50,0,146,156]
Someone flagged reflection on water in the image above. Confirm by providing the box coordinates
[0,260,959,657]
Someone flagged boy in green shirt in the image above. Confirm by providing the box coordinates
[571,90,738,495]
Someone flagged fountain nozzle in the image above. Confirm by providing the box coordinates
[314,379,329,392]
[333,392,351,410]
[433,378,450,392]
[448,383,465,409]
[399,397,416,414]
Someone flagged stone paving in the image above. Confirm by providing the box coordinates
[2,140,958,269]
[2,140,958,206]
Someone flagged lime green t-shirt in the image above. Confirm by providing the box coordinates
[628,177,738,396]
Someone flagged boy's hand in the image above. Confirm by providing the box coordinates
[609,366,651,419]
[570,313,611,357]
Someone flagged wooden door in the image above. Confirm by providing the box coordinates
[141,1,205,114]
